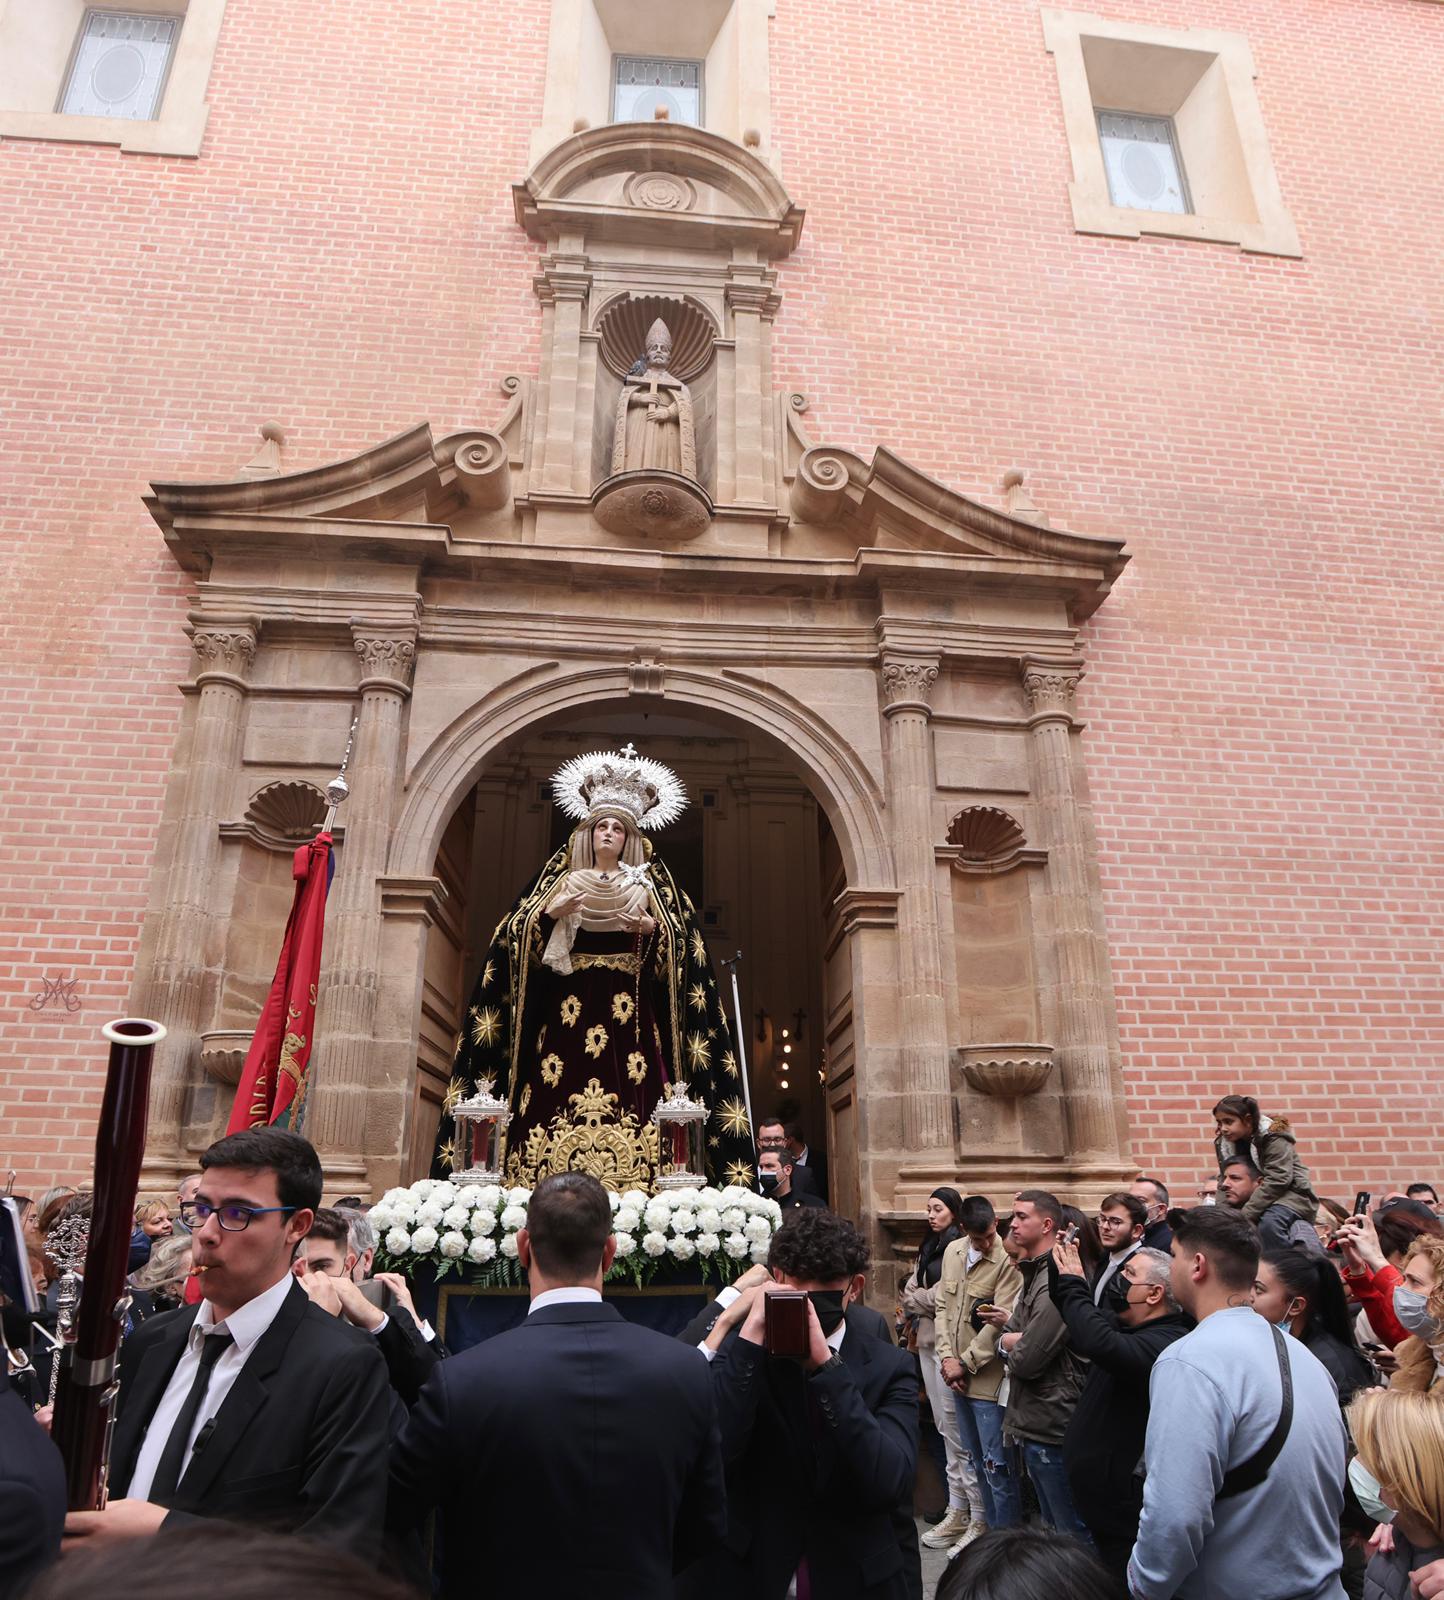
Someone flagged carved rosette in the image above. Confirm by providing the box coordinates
[880,657,939,718]
[353,633,417,693]
[191,623,257,684]
[1022,660,1083,720]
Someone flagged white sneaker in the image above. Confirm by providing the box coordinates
[948,1521,989,1558]
[921,1507,970,1548]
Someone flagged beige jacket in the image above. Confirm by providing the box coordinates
[933,1235,1023,1402]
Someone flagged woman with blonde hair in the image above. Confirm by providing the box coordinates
[1347,1389,1444,1598]
[1385,1234,1444,1396]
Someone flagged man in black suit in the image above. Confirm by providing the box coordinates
[296,1206,441,1406]
[0,1359,64,1599]
[761,1148,826,1213]
[785,1118,828,1203]
[63,1129,390,1554]
[388,1172,726,1599]
[758,1116,823,1199]
[678,1208,921,1600]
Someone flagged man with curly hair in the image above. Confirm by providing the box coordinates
[679,1208,921,1600]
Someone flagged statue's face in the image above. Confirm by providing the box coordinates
[592,815,627,861]
[646,336,671,369]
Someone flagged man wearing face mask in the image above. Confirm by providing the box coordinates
[678,1208,921,1600]
[1046,1240,1190,1588]
[758,1148,825,1212]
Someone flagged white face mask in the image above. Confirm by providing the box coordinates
[1394,1286,1442,1340]
[1348,1458,1395,1525]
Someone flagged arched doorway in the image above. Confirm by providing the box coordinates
[408,700,854,1207]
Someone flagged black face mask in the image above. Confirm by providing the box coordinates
[758,1173,780,1195]
[809,1288,847,1336]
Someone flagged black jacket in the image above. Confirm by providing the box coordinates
[678,1296,894,1351]
[0,1367,64,1600]
[676,1305,921,1600]
[1050,1265,1189,1563]
[388,1298,726,1600]
[374,1304,442,1406]
[111,1279,391,1552]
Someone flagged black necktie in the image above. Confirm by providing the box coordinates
[148,1330,235,1501]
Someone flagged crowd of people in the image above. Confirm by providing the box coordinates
[1,1091,1442,1600]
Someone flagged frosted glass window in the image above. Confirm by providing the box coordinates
[1096,111,1191,214]
[613,56,702,126]
[60,11,180,121]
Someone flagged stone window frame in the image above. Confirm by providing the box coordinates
[0,0,225,158]
[1042,8,1301,258]
[531,0,775,168]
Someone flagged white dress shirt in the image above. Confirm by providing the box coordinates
[1093,1240,1142,1305]
[528,1286,602,1314]
[699,1300,847,1361]
[128,1269,294,1502]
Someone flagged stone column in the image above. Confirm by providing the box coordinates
[1021,659,1124,1160]
[724,270,781,506]
[138,616,258,1175]
[309,623,416,1176]
[535,251,591,495]
[879,655,953,1156]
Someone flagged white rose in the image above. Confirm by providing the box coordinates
[671,1209,698,1235]
[384,1227,412,1253]
[410,1225,439,1253]
[668,1236,697,1261]
[506,1187,532,1207]
[367,1206,395,1233]
[453,1185,483,1208]
[439,1231,467,1259]
[721,1208,746,1232]
[475,1185,503,1210]
[719,1187,750,1209]
[743,1216,771,1242]
[392,1198,418,1220]
[696,1206,722,1234]
[749,1241,770,1264]
[740,1191,767,1214]
[696,1232,720,1256]
[415,1179,448,1200]
[500,1205,528,1232]
[615,1209,643,1236]
[622,1189,650,1210]
[470,1209,498,1236]
[380,1188,410,1207]
[442,1204,470,1230]
[415,1202,445,1227]
[500,1234,519,1259]
[642,1231,668,1258]
[723,1232,749,1259]
[467,1236,497,1264]
[608,1190,621,1212]
[763,1200,783,1226]
[613,1231,637,1257]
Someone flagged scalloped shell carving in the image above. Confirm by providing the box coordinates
[947,806,1027,862]
[595,294,717,383]
[245,781,327,842]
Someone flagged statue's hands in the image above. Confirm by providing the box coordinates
[548,891,584,918]
[627,912,657,934]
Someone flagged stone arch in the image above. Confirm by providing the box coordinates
[390,662,893,891]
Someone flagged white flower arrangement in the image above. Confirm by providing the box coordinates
[372,1178,784,1287]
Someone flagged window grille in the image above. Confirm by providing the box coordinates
[612,56,703,127]
[60,10,180,121]
[1096,110,1191,214]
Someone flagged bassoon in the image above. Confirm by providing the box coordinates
[51,1017,166,1510]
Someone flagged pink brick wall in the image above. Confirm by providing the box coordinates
[3,0,1440,1204]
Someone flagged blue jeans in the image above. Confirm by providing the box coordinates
[1022,1440,1091,1539]
[954,1394,1021,1528]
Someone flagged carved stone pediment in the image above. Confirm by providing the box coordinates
[514,122,804,256]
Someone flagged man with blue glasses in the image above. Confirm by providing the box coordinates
[62,1128,389,1555]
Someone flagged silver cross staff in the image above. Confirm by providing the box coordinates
[322,715,359,832]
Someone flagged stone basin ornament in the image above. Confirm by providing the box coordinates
[957,1044,1055,1098]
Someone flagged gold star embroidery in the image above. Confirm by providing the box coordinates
[721,1051,739,1079]
[480,959,496,990]
[437,1138,458,1170]
[612,991,635,1024]
[626,1051,648,1085]
[493,918,508,942]
[519,1083,532,1115]
[584,1024,609,1059]
[688,982,707,1013]
[470,1006,502,1048]
[708,1134,720,1149]
[686,1032,711,1073]
[541,1053,564,1088]
[690,930,708,966]
[537,1024,548,1053]
[560,995,582,1027]
[724,1160,755,1189]
[442,1076,466,1116]
[715,1097,750,1138]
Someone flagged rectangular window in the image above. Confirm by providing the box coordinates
[59,10,180,122]
[1096,110,1191,215]
[612,56,702,127]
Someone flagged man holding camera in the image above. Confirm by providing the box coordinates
[678,1208,921,1600]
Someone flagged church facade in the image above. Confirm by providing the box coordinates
[4,0,1442,1255]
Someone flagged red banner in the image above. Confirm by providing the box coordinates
[226,832,334,1134]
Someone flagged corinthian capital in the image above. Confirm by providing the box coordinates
[353,632,416,689]
[880,656,939,716]
[1022,659,1084,717]
[190,619,258,682]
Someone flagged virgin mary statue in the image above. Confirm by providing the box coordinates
[433,744,756,1193]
